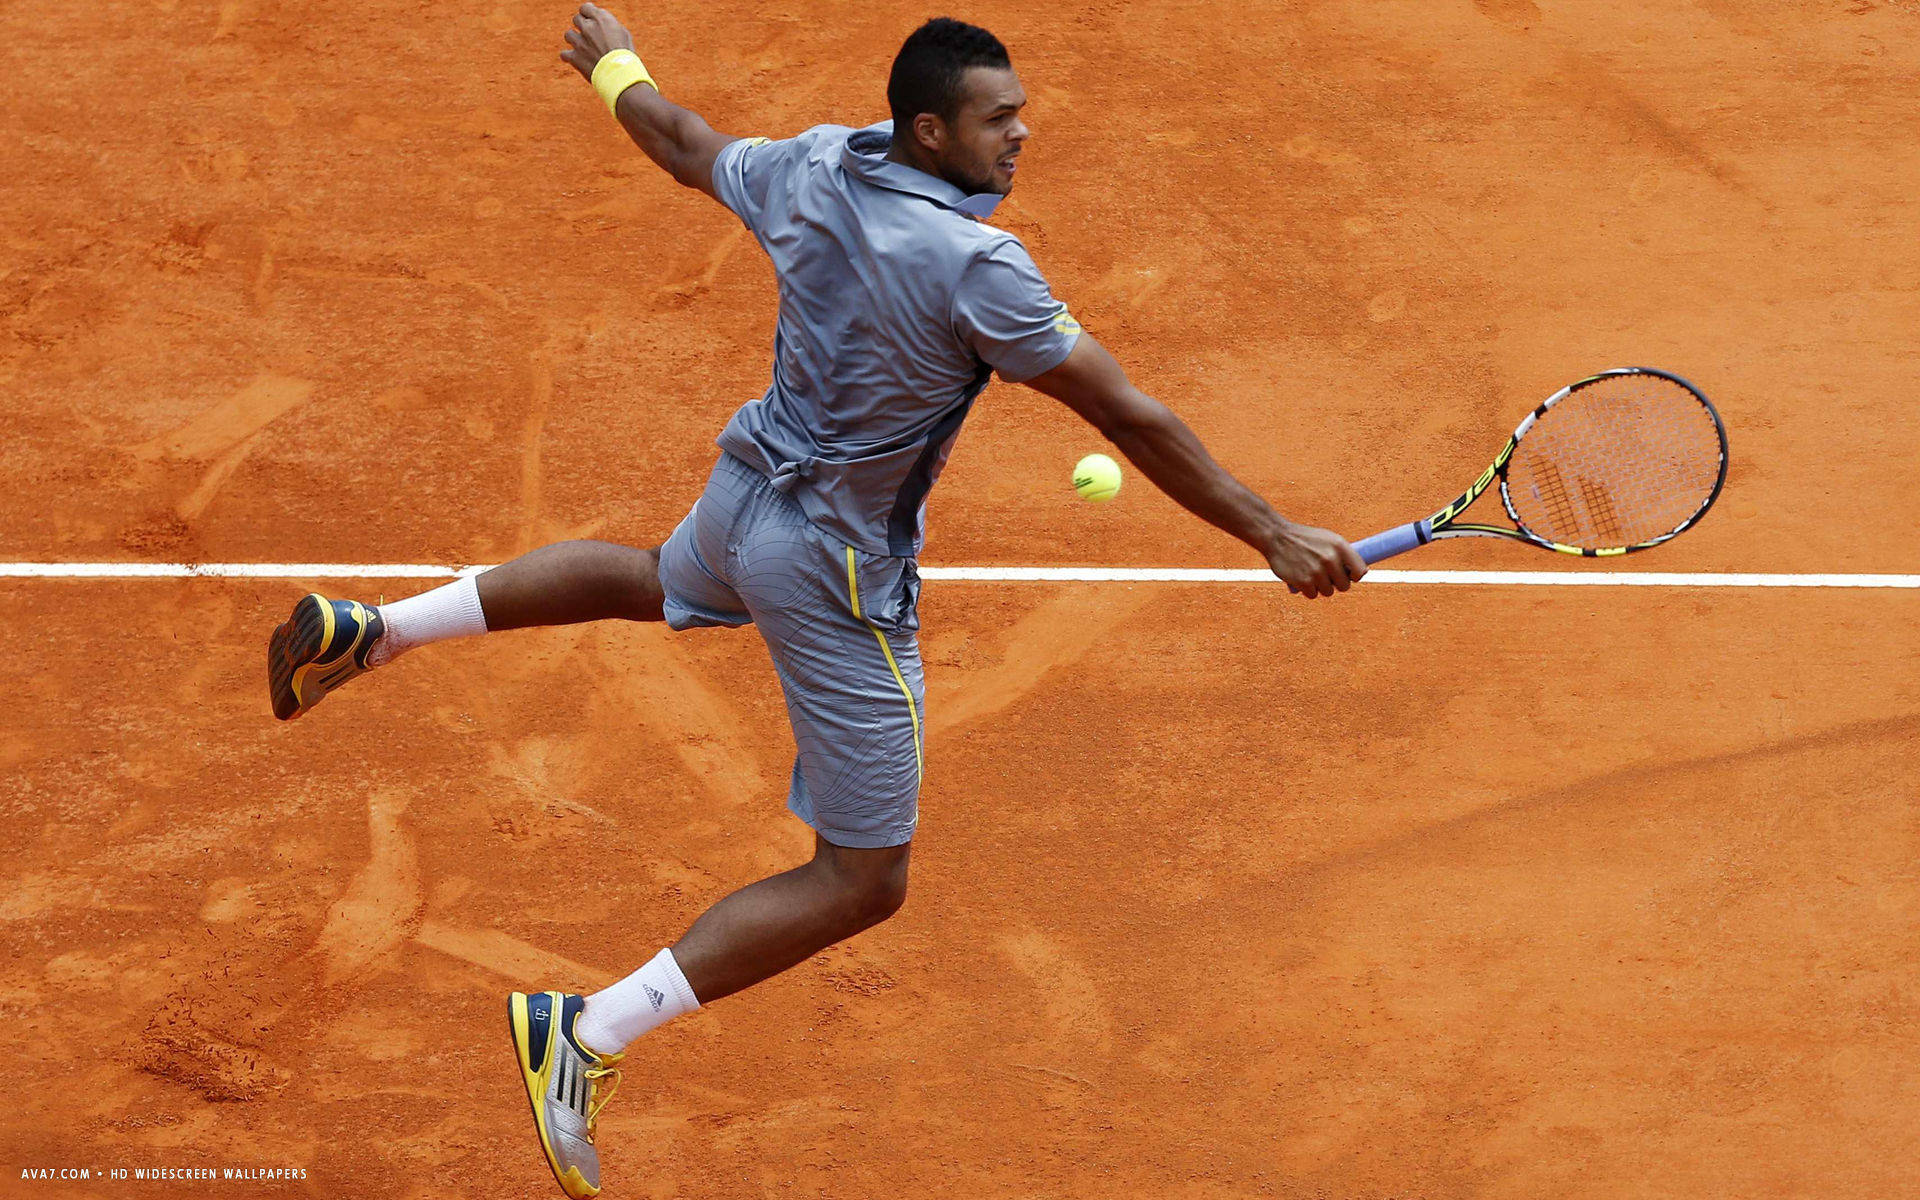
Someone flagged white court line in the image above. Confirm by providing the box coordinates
[0,562,468,579]
[925,567,1920,588]
[0,562,1917,587]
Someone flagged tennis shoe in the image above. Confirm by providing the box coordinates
[509,991,624,1199]
[266,592,385,720]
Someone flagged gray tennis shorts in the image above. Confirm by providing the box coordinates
[656,453,924,849]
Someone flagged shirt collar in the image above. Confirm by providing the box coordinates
[842,121,1006,219]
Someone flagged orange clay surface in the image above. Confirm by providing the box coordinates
[3,1,1919,1196]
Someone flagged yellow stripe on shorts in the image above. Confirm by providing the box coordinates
[845,546,924,782]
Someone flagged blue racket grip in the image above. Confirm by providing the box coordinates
[1354,520,1433,565]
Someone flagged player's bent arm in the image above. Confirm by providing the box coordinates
[611,87,736,200]
[1022,335,1366,599]
[560,3,734,201]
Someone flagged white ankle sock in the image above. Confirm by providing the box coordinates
[366,575,487,666]
[575,949,700,1057]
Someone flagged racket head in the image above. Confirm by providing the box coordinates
[1496,367,1728,556]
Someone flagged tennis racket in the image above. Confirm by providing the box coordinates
[1353,367,1728,564]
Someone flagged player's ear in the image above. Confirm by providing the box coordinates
[911,112,945,153]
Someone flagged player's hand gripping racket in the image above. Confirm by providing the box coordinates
[1354,367,1729,564]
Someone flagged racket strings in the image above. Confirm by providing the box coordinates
[1579,477,1623,543]
[1505,376,1723,549]
[1531,460,1584,539]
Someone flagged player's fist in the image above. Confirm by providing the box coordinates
[560,3,637,81]
[1265,521,1367,599]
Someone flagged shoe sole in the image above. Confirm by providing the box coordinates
[267,593,334,721]
[509,992,599,1200]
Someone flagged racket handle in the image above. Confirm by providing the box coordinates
[1354,520,1433,565]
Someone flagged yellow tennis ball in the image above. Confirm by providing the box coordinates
[1073,453,1122,502]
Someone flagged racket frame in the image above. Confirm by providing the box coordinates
[1357,367,1728,563]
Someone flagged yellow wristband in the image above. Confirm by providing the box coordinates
[591,49,656,113]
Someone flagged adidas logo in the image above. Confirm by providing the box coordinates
[644,984,665,1012]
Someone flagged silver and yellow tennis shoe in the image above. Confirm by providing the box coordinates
[509,991,624,1199]
[266,592,384,720]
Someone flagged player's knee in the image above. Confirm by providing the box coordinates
[632,544,664,608]
[857,866,909,927]
[821,846,909,932]
[843,865,907,932]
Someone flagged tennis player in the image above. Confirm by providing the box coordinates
[266,9,1364,1195]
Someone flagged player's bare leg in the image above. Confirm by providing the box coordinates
[475,539,666,628]
[664,836,910,1002]
[536,835,911,1078]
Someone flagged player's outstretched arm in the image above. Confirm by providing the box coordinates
[1023,335,1366,599]
[560,4,736,201]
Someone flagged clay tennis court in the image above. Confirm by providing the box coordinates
[5,0,1918,1195]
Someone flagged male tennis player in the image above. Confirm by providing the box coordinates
[266,9,1364,1195]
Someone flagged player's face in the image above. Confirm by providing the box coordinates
[940,66,1029,195]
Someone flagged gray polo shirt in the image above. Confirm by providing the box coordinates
[710,120,1081,557]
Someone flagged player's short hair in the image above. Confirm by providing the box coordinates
[887,18,1011,131]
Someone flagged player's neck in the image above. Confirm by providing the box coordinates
[885,139,946,185]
